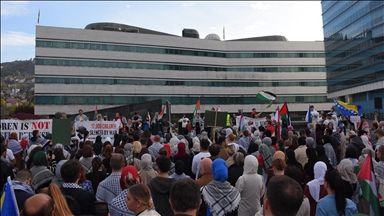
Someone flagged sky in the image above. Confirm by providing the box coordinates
[1,1,324,63]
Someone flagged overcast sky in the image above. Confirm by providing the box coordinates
[1,1,324,63]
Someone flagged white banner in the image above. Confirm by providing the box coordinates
[349,116,361,123]
[0,119,52,140]
[74,121,119,143]
[236,116,267,129]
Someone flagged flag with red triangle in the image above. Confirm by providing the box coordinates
[279,102,291,126]
[192,100,201,125]
[93,105,98,120]
[357,152,380,216]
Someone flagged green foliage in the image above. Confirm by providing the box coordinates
[8,102,34,115]
[1,59,34,78]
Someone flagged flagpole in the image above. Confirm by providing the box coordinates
[213,108,218,144]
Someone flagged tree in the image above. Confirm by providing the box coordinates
[0,97,6,108]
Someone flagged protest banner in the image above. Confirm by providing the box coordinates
[349,116,361,129]
[0,119,52,140]
[74,121,119,143]
[236,116,267,129]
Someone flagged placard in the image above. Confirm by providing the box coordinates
[74,121,119,143]
[0,119,52,140]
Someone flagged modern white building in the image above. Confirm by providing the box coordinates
[34,23,333,116]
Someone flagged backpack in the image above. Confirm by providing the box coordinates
[62,188,83,216]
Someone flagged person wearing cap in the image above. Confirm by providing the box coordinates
[75,109,89,122]
[376,128,384,147]
[356,116,369,135]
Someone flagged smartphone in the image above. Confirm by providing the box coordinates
[94,201,109,216]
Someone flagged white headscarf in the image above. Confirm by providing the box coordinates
[243,155,259,174]
[306,161,327,202]
[361,135,372,149]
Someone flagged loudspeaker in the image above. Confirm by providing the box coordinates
[375,97,383,109]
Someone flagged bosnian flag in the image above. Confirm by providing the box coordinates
[357,152,380,215]
[0,177,19,215]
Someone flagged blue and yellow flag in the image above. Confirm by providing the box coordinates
[0,177,19,216]
[333,99,362,116]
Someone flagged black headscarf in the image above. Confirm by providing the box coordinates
[286,150,302,170]
[315,145,332,170]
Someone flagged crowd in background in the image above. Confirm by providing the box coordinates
[1,106,384,216]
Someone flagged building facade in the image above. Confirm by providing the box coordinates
[321,1,384,115]
[34,24,332,116]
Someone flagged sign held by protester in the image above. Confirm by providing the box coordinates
[74,121,119,142]
[349,116,361,123]
[0,119,52,140]
[236,116,266,129]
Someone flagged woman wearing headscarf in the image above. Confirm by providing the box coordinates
[345,147,359,174]
[304,161,328,216]
[360,148,378,169]
[227,152,245,186]
[262,137,276,155]
[338,159,358,200]
[257,144,274,185]
[225,145,236,168]
[173,142,192,177]
[124,143,140,170]
[196,158,214,188]
[286,149,303,170]
[93,135,103,155]
[235,155,264,215]
[109,165,142,216]
[338,126,346,161]
[30,151,54,193]
[200,159,240,216]
[315,145,332,170]
[139,153,157,185]
[304,147,317,184]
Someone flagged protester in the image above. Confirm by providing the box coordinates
[173,142,192,177]
[30,151,54,192]
[96,154,125,202]
[78,163,94,193]
[286,149,303,170]
[74,109,89,122]
[93,135,103,155]
[21,194,54,216]
[126,184,161,216]
[284,165,310,215]
[227,152,245,186]
[0,143,14,190]
[170,178,201,215]
[40,183,73,216]
[79,145,93,174]
[147,155,175,216]
[192,139,211,180]
[102,143,113,173]
[109,165,141,216]
[256,176,304,216]
[60,160,96,215]
[200,158,240,216]
[295,136,308,167]
[196,158,214,188]
[304,161,328,216]
[86,157,107,194]
[170,160,190,180]
[304,147,317,183]
[316,169,358,215]
[235,155,264,215]
[139,153,158,185]
[12,169,34,211]
[7,132,23,171]
[338,159,358,200]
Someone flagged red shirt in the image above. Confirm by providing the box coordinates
[186,123,192,132]
[267,125,275,135]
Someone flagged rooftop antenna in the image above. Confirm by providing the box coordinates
[37,8,40,25]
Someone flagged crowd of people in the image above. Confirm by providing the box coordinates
[1,105,384,216]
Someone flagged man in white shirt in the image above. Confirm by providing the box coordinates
[191,139,211,180]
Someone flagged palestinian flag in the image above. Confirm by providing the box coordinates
[159,104,166,119]
[192,99,200,125]
[357,152,380,216]
[279,102,291,126]
[93,105,98,120]
[256,90,276,108]
[273,106,281,139]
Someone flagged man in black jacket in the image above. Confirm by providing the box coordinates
[60,160,96,215]
[170,178,201,216]
[1,143,14,191]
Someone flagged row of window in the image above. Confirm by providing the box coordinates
[35,58,326,72]
[35,40,325,59]
[35,95,331,105]
[35,77,327,87]
[327,70,384,92]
